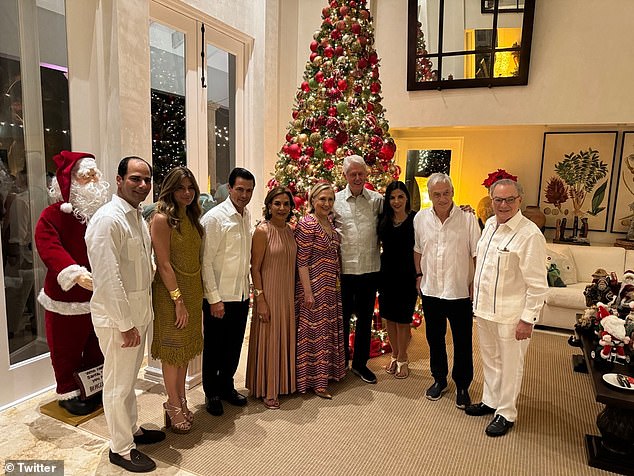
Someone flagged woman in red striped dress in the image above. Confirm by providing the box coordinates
[295,182,346,399]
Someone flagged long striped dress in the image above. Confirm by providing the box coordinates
[294,214,346,392]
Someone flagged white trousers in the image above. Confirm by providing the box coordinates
[476,317,530,422]
[94,325,147,455]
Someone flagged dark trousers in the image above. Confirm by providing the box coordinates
[341,272,378,368]
[202,298,249,398]
[420,295,473,389]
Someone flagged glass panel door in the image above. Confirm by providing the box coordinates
[1,0,70,408]
[150,21,188,199]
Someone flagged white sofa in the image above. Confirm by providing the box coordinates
[540,243,634,330]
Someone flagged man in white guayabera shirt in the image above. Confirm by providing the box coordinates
[334,154,383,385]
[86,157,165,473]
[466,178,547,438]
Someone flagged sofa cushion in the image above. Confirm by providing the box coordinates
[545,247,577,285]
[545,283,587,309]
[568,245,625,283]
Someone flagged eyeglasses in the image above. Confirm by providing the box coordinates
[492,196,520,205]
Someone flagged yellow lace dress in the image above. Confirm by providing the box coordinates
[151,210,203,366]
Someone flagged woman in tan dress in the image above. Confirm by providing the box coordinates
[151,166,204,433]
[246,187,297,409]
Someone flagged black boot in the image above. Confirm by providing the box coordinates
[58,396,98,416]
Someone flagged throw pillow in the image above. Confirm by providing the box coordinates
[547,263,566,287]
[546,248,578,285]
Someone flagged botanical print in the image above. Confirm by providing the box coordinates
[611,132,634,233]
[539,132,617,232]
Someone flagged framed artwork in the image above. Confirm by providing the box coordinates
[538,131,618,232]
[611,132,634,233]
[481,1,525,14]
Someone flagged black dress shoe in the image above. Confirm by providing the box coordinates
[485,414,514,437]
[425,381,448,401]
[221,389,248,407]
[206,396,224,416]
[465,402,496,416]
[58,397,98,416]
[133,427,166,445]
[109,449,156,473]
[351,365,377,384]
[455,388,471,409]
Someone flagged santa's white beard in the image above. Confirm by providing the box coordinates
[70,180,110,223]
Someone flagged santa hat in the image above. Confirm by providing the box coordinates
[53,150,95,213]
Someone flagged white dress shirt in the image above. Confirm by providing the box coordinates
[201,197,252,303]
[334,185,383,275]
[473,211,548,325]
[85,194,154,332]
[413,204,480,299]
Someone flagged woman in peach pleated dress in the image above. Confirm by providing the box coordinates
[246,187,297,409]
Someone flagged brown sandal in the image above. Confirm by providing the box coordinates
[314,388,333,399]
[180,397,193,423]
[164,401,192,433]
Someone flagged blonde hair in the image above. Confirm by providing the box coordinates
[308,181,335,213]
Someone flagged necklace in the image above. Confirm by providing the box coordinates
[393,214,407,227]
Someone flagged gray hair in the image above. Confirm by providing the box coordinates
[489,179,524,198]
[342,155,367,174]
[427,173,453,193]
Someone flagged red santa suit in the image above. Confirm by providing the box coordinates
[34,151,103,400]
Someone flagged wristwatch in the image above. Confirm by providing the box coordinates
[253,288,264,297]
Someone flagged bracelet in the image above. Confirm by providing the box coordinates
[169,288,182,301]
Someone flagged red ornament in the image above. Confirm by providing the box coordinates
[327,88,341,100]
[315,71,325,83]
[364,153,377,166]
[327,106,337,117]
[293,195,305,209]
[353,83,363,94]
[310,40,319,52]
[366,103,375,113]
[370,82,381,94]
[267,178,278,189]
[324,77,335,88]
[309,52,318,62]
[292,110,299,119]
[370,135,383,151]
[371,68,380,79]
[322,7,330,18]
[335,131,349,145]
[351,22,361,35]
[358,36,368,46]
[324,46,335,58]
[393,165,401,180]
[301,81,310,92]
[317,115,328,126]
[322,138,338,155]
[411,313,422,328]
[334,45,344,57]
[288,181,297,193]
[357,58,368,69]
[380,143,395,160]
[288,143,302,160]
[369,51,378,65]
[285,133,293,142]
[364,182,375,191]
[336,20,346,31]
[360,9,370,21]
[326,117,339,131]
[337,79,348,91]
[282,145,289,155]
[330,29,341,40]
[339,6,349,16]
[373,126,384,137]
[324,158,335,171]
[304,146,315,157]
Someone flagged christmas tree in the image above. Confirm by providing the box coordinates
[269,0,399,213]
[415,21,434,82]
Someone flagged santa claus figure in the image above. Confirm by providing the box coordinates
[34,151,110,415]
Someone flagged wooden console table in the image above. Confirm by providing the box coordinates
[573,330,634,475]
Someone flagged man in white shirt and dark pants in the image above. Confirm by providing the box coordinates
[334,155,383,384]
[201,167,255,416]
[466,179,548,437]
[413,173,480,409]
[86,157,165,473]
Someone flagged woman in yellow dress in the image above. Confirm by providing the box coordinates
[150,166,204,433]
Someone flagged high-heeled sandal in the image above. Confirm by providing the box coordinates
[384,357,398,374]
[163,401,192,433]
[395,361,409,379]
[180,397,193,423]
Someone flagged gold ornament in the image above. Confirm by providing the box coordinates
[313,56,323,66]
[285,164,297,175]
[336,148,345,158]
[293,119,302,129]
[298,133,309,144]
[310,132,322,145]
[306,165,315,175]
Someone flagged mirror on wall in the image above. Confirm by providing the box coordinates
[407,0,535,90]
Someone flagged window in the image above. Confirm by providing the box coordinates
[407,0,535,90]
